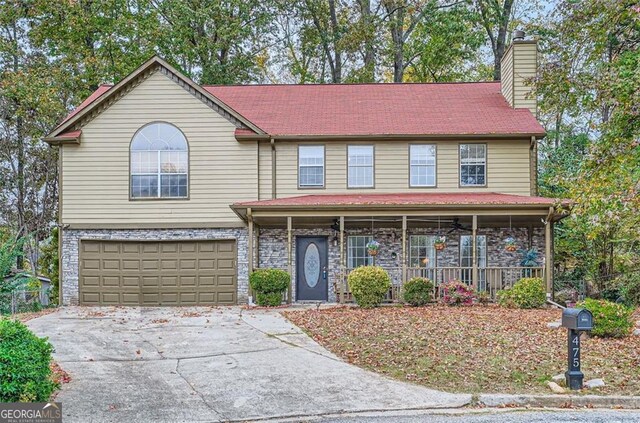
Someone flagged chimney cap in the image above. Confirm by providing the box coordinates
[513,30,526,41]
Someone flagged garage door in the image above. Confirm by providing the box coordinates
[79,240,237,306]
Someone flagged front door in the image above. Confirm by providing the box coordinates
[296,236,328,301]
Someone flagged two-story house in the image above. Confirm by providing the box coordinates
[45,36,567,306]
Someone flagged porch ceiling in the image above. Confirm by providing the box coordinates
[249,214,548,229]
[231,192,570,226]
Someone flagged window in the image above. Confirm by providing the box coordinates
[348,145,374,188]
[409,235,436,268]
[460,235,487,288]
[130,122,188,199]
[410,145,436,187]
[299,145,325,187]
[460,144,486,186]
[347,236,373,268]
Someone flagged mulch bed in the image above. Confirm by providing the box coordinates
[284,305,640,395]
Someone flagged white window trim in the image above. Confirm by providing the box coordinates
[347,235,373,268]
[409,235,437,268]
[130,122,189,199]
[298,145,325,188]
[459,143,487,187]
[347,145,374,188]
[409,144,437,187]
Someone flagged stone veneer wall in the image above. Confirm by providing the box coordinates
[61,228,248,306]
[258,226,545,302]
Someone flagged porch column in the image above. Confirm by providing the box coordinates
[339,216,345,304]
[545,207,553,296]
[472,215,478,290]
[402,215,407,284]
[287,216,293,303]
[247,208,254,274]
[247,208,254,300]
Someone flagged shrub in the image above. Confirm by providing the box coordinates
[347,266,391,308]
[249,268,290,306]
[441,280,475,306]
[554,288,578,306]
[498,277,546,309]
[476,290,491,305]
[600,287,623,303]
[0,319,57,402]
[619,273,640,307]
[402,277,434,306]
[578,298,634,338]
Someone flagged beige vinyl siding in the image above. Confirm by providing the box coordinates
[499,41,537,115]
[258,141,273,199]
[61,71,255,226]
[512,42,537,114]
[500,46,514,107]
[270,139,532,197]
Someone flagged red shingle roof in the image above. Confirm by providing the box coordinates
[234,193,562,208]
[57,81,544,138]
[206,82,545,137]
[60,85,112,125]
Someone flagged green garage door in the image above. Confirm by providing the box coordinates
[79,240,237,306]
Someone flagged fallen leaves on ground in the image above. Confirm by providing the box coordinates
[50,361,71,385]
[14,307,58,322]
[284,305,640,395]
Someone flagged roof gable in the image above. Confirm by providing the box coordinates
[45,56,265,143]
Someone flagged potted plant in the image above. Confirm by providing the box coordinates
[366,240,380,256]
[504,237,517,252]
[434,236,446,251]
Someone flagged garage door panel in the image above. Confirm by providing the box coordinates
[217,292,235,304]
[161,276,178,287]
[122,276,140,287]
[80,240,237,306]
[103,276,121,287]
[123,260,140,270]
[142,243,159,253]
[122,293,141,305]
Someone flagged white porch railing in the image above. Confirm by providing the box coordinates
[335,266,545,303]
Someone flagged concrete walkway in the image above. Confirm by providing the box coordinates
[27,307,471,422]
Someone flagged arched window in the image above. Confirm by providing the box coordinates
[130,122,188,198]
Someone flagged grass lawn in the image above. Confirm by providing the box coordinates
[284,305,640,395]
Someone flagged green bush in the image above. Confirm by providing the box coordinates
[498,277,546,309]
[402,277,434,306]
[347,266,391,308]
[578,298,634,338]
[619,273,640,307]
[249,268,290,306]
[0,319,57,402]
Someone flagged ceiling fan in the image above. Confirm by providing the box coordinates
[447,217,472,234]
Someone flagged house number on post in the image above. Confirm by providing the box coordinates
[561,308,593,390]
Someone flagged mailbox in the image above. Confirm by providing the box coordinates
[562,308,593,331]
[561,307,593,390]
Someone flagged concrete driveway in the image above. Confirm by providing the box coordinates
[27,307,471,422]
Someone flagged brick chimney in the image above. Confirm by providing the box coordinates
[500,30,538,116]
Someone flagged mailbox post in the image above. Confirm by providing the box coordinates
[561,308,593,390]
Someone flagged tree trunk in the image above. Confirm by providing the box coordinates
[359,0,375,81]
[328,0,341,83]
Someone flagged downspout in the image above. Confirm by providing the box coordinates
[270,138,276,199]
[57,145,63,306]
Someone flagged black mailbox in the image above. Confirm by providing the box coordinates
[561,307,593,390]
[562,308,593,331]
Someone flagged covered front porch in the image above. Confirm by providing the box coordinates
[231,193,567,303]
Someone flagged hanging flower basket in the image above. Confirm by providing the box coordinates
[434,236,446,251]
[505,237,517,252]
[366,240,380,256]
